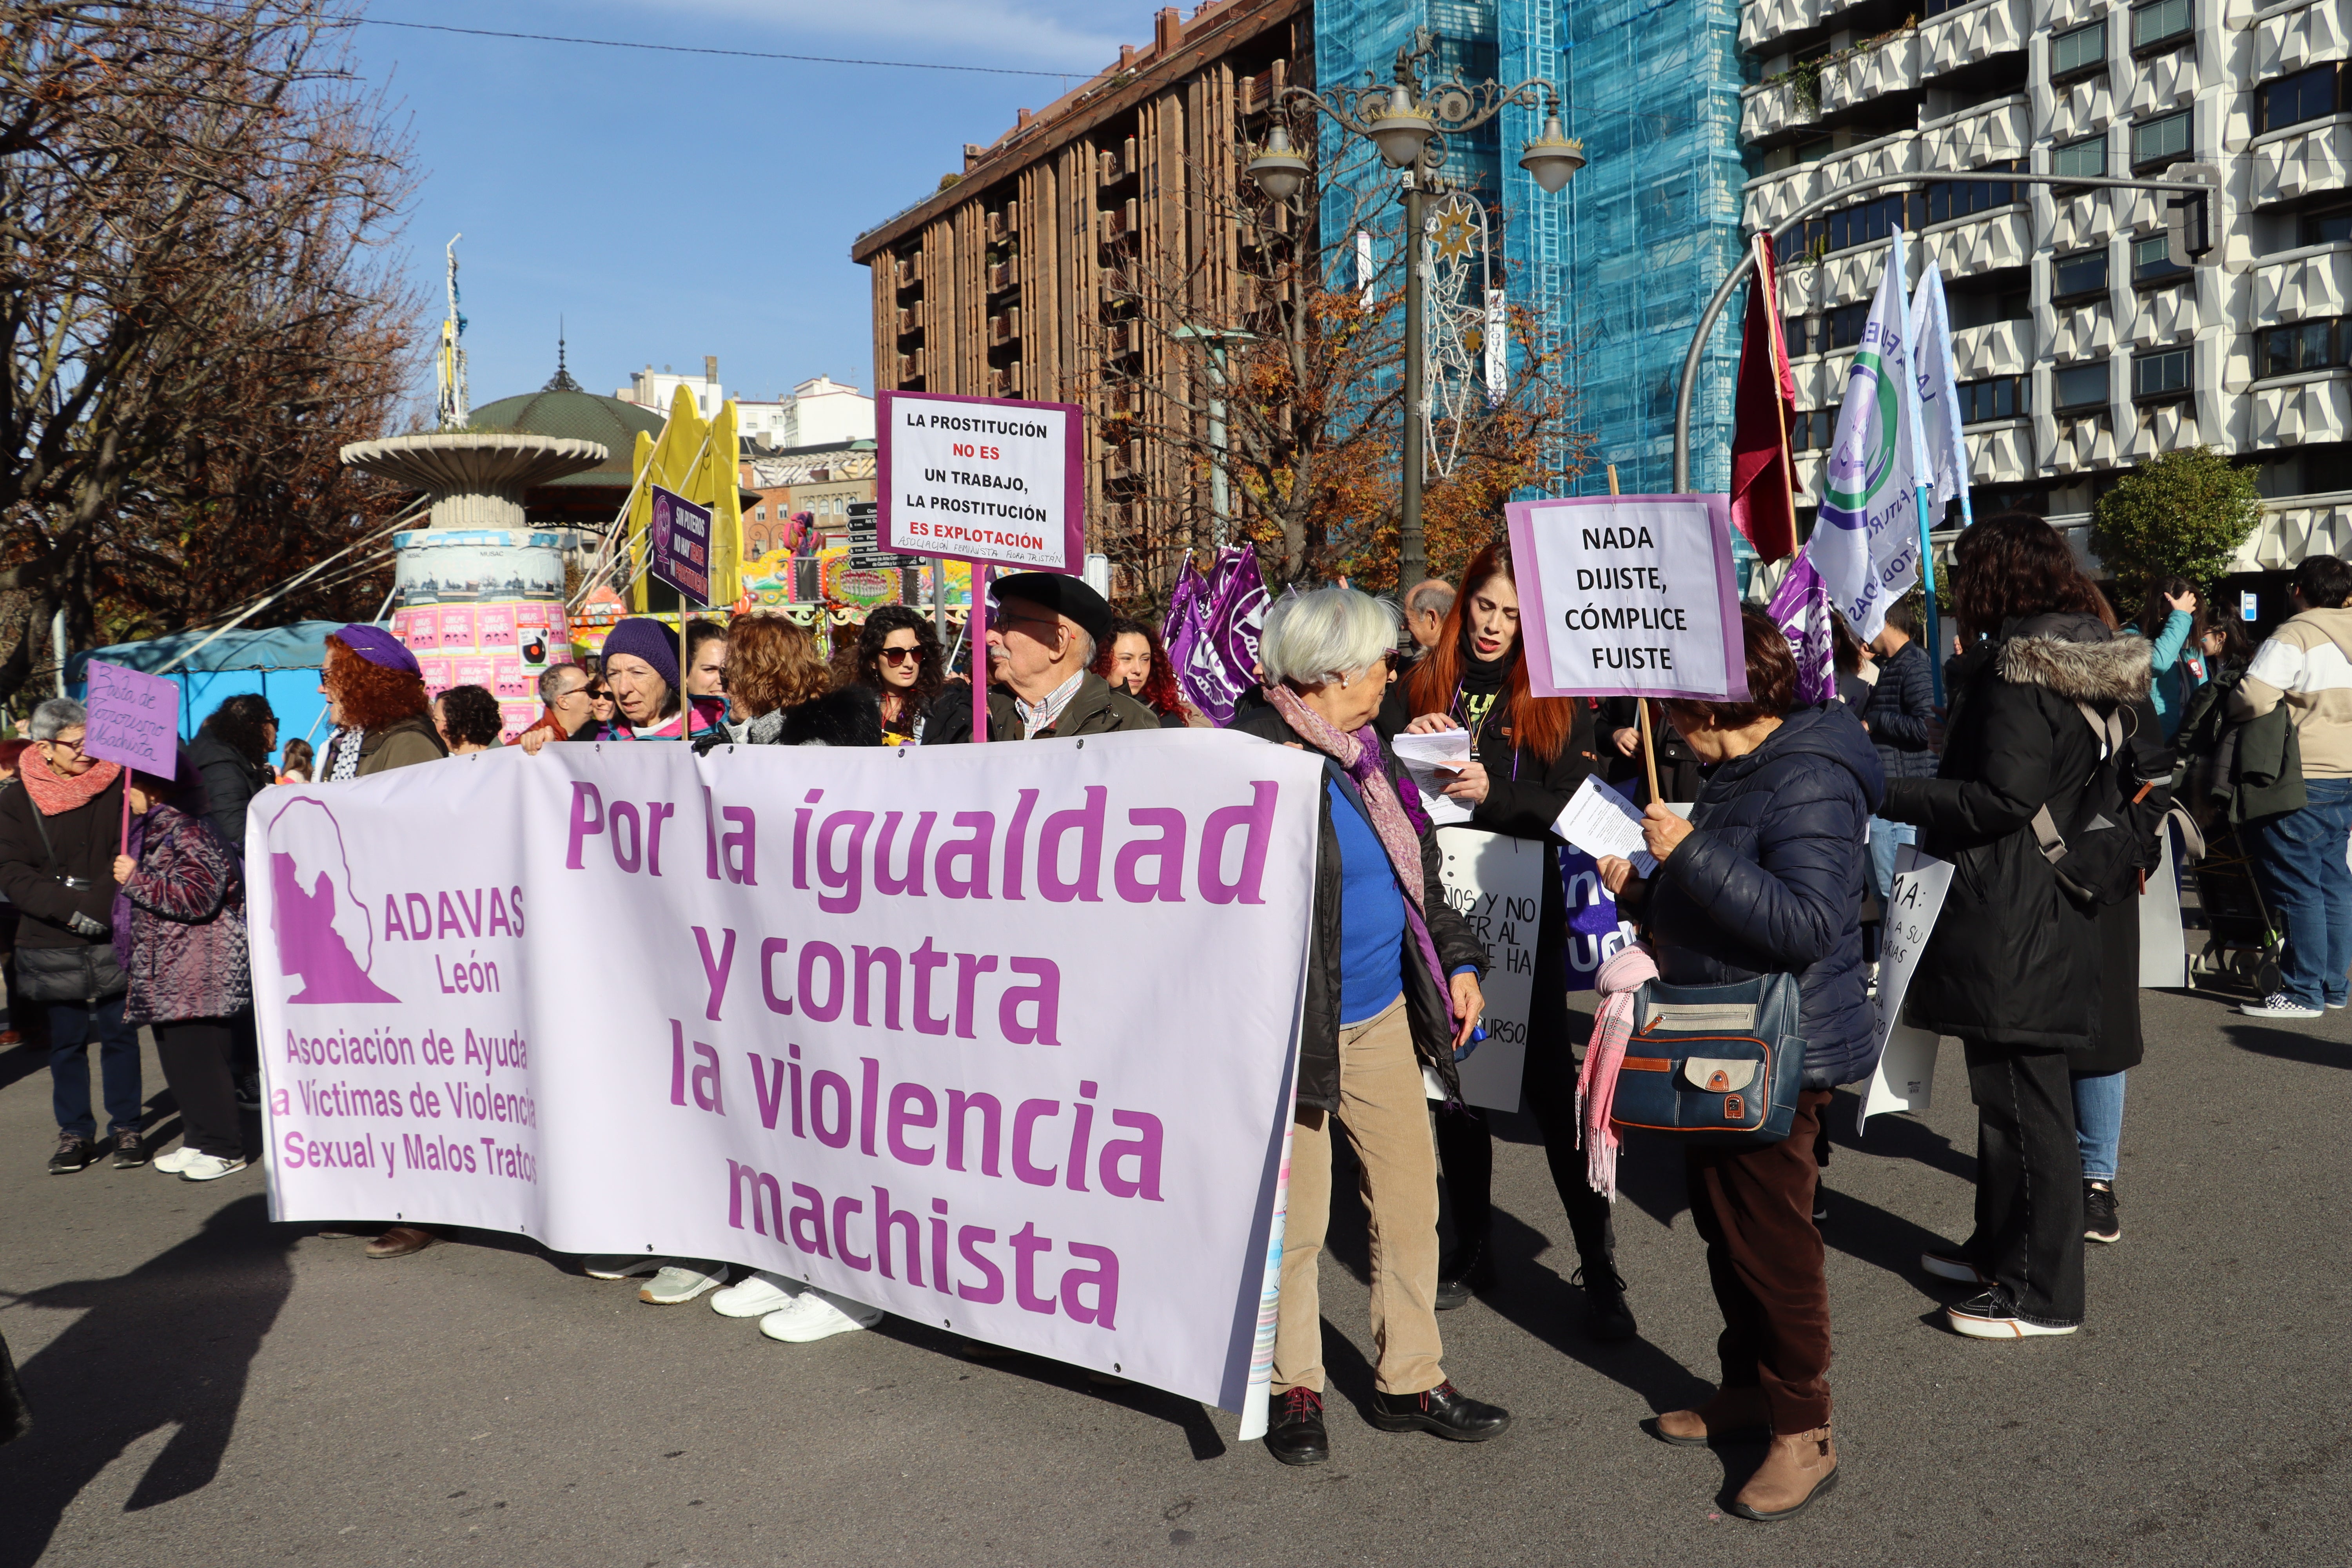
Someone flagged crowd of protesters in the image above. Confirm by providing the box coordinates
[10,520,2352,1523]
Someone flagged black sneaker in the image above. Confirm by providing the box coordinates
[1573,1260,1639,1342]
[49,1133,96,1174]
[1434,1239,1492,1311]
[2083,1181,2120,1244]
[1947,1286,2080,1339]
[234,1072,262,1109]
[111,1128,149,1169]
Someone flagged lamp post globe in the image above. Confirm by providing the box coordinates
[1246,123,1311,201]
[1519,114,1587,194]
[1368,85,1437,169]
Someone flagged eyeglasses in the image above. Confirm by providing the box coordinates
[43,736,86,754]
[878,647,922,665]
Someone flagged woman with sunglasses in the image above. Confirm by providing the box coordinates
[1392,538,1632,1341]
[853,606,945,745]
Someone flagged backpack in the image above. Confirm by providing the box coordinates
[2029,700,2180,907]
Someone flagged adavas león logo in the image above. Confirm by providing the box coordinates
[267,796,398,1005]
[1818,342,1902,533]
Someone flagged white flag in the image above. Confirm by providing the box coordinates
[1807,230,1924,643]
[1907,261,1969,515]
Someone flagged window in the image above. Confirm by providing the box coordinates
[2301,203,2352,246]
[1824,192,1911,253]
[2054,362,2109,411]
[1828,301,1872,350]
[1955,374,2031,423]
[2131,112,2191,171]
[2133,347,2193,401]
[2051,20,2106,80]
[2052,134,2107,182]
[2132,234,2189,285]
[1922,160,2024,224]
[1784,314,1816,357]
[1791,408,1827,450]
[2053,249,2110,300]
[2130,0,2192,51]
[2260,65,2342,134]
[2259,319,2339,377]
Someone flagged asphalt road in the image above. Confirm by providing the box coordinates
[2,984,2345,1568]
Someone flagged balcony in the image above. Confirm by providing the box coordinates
[893,254,923,290]
[1920,0,2027,77]
[1952,318,2032,379]
[990,363,1023,399]
[1740,0,1822,56]
[1099,137,1139,185]
[1105,439,1141,481]
[1742,78,1817,143]
[1743,131,1920,236]
[894,306,920,336]
[2256,0,2352,80]
[1819,30,1920,118]
[1918,97,2028,172]
[989,307,1020,345]
[1099,199,1137,244]
[987,206,1020,243]
[2250,243,2352,328]
[2251,376,2352,450]
[1105,320,1140,358]
[987,262,1014,294]
[897,348,926,383]
[2243,492,2352,567]
[2253,119,2352,208]
[1963,421,2034,485]
[1922,207,2032,274]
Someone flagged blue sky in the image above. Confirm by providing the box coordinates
[348,0,1171,414]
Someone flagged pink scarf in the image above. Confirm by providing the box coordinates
[1577,942,1659,1200]
[22,751,123,816]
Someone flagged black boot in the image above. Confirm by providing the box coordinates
[1435,1237,1494,1311]
[1574,1258,1638,1342]
[1367,1381,1512,1442]
[1265,1387,1329,1466]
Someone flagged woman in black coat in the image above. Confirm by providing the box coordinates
[1598,609,1880,1522]
[1384,538,1634,1339]
[1875,514,2155,1341]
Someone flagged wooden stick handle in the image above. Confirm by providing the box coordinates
[1637,697,1661,807]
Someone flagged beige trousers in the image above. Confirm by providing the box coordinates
[1272,996,1446,1397]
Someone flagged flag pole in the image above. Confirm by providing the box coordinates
[1751,233,1803,564]
[1893,232,1946,708]
[1608,463,1664,805]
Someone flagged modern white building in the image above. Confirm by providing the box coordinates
[617,357,726,421]
[773,376,875,448]
[621,365,874,453]
[1738,0,2352,576]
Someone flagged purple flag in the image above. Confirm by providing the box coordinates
[1165,546,1268,725]
[1767,552,1835,706]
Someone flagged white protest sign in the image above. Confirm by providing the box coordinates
[1433,828,1545,1111]
[2139,824,2186,989]
[1505,494,1748,701]
[877,389,1084,571]
[1857,843,1954,1130]
[247,732,1321,1417]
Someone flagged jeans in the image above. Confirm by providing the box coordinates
[1868,817,1917,905]
[49,994,142,1141]
[2071,1069,2126,1184]
[2253,777,2352,1008]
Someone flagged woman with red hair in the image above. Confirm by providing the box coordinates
[1095,617,1199,728]
[1395,537,1633,1340]
[315,626,446,780]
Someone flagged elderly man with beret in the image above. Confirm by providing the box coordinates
[963,573,1158,742]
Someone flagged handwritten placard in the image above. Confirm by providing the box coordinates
[1856,842,1954,1131]
[82,660,180,774]
[1434,828,1549,1112]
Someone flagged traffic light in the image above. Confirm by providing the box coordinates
[2165,162,2220,269]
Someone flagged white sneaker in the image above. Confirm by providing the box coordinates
[757,1289,882,1343]
[640,1263,730,1304]
[179,1152,248,1182]
[583,1255,670,1280]
[151,1145,199,1175]
[2241,992,2323,1018]
[710,1270,802,1318]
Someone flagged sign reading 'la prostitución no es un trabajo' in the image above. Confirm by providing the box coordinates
[877,390,1085,573]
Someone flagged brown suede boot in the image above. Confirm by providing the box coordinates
[1648,1385,1771,1447]
[1729,1426,1838,1521]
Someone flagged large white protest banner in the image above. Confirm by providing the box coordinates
[248,732,1321,1413]
[1505,494,1747,702]
[877,389,1084,572]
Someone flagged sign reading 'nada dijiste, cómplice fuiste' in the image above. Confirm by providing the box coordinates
[1506,494,1749,702]
[877,390,1085,573]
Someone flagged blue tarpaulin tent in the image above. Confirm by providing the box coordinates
[65,621,345,768]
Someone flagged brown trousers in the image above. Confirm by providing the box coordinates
[1272,998,1446,1397]
[1684,1087,1835,1434]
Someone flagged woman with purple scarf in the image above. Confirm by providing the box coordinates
[1228,588,1506,1469]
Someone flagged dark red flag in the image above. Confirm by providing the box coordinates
[1727,234,1799,563]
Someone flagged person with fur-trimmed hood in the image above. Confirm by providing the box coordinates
[1874,514,2156,1343]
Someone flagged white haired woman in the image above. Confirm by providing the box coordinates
[1228,587,1508,1467]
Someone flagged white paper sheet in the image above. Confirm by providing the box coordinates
[1390,729,1475,826]
[1549,775,1657,876]
[1855,843,1955,1132]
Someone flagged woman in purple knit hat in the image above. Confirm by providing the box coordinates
[595,618,727,743]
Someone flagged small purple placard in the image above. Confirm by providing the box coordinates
[82,660,180,773]
[649,484,713,608]
[877,388,1085,575]
[1506,493,1748,702]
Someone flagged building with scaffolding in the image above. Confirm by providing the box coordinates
[1316,0,1753,501]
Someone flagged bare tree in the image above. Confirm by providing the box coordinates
[0,0,414,693]
[1080,113,1588,608]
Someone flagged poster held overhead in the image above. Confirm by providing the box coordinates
[1506,493,1747,702]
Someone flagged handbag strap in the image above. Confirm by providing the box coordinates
[25,795,58,875]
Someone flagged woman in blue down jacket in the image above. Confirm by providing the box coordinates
[1599,609,1882,1524]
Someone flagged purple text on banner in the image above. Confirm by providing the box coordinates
[649,484,713,608]
[82,660,181,774]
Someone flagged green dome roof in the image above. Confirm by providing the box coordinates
[468,388,662,486]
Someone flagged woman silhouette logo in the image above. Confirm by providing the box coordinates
[266,797,399,1004]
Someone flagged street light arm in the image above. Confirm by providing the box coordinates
[1670,169,2223,494]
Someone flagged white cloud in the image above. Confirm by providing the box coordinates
[595,0,1161,73]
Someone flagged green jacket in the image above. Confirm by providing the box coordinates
[2230,700,2305,825]
[984,673,1160,740]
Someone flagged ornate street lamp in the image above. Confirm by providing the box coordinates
[1247,25,1586,591]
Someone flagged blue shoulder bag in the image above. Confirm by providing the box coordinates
[1607,970,1807,1146]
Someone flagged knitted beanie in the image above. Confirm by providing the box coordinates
[600,617,681,690]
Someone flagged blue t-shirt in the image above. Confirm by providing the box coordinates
[1329,779,1407,1025]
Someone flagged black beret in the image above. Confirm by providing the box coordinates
[992,572,1114,645]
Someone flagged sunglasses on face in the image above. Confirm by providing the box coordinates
[879,647,922,665]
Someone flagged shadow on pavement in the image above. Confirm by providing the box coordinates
[0,1194,291,1568]
[2225,1021,2347,1069]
